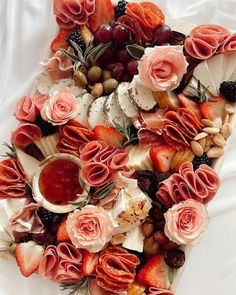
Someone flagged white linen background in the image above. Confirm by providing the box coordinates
[0,0,236,294]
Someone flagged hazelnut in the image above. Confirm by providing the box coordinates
[143,236,159,255]
[153,231,169,246]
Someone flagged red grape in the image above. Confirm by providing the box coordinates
[112,63,125,81]
[127,59,139,75]
[95,24,113,43]
[153,24,172,45]
[113,25,129,43]
[99,47,115,64]
[121,73,132,82]
[116,47,131,64]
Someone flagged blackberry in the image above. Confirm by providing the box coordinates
[114,0,128,20]
[137,170,157,200]
[37,207,54,228]
[219,81,236,102]
[35,115,58,136]
[192,153,213,170]
[66,30,85,51]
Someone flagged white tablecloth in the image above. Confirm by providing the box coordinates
[0,1,236,294]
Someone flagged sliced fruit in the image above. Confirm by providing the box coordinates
[177,93,202,120]
[137,255,170,289]
[170,149,195,172]
[200,96,225,120]
[88,96,109,129]
[82,250,99,276]
[57,216,70,242]
[15,241,44,277]
[125,145,154,172]
[50,29,70,53]
[88,0,115,32]
[149,145,176,173]
[153,91,180,111]
[94,125,125,148]
[80,24,93,46]
[127,281,146,295]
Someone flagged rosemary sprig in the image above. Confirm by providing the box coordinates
[126,44,145,60]
[112,121,139,147]
[93,181,116,200]
[188,80,217,103]
[60,277,91,295]
[1,142,17,158]
[69,194,90,209]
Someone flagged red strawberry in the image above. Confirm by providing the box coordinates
[82,250,99,276]
[137,255,170,289]
[50,29,70,53]
[149,145,176,173]
[15,241,44,277]
[178,93,202,120]
[57,216,70,242]
[88,0,114,32]
[94,125,125,148]
[200,96,225,120]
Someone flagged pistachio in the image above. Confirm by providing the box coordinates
[203,127,220,135]
[220,123,232,139]
[207,146,224,158]
[74,70,87,87]
[191,141,204,157]
[194,132,208,141]
[102,70,112,81]
[87,66,102,83]
[213,133,226,147]
[222,112,229,124]
[142,222,154,238]
[198,137,206,148]
[91,83,103,98]
[201,119,214,127]
[103,78,118,94]
[143,236,159,255]
[224,103,235,114]
[111,233,126,245]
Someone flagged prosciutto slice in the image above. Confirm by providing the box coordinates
[185,24,230,59]
[163,108,203,150]
[96,245,140,293]
[157,162,220,207]
[0,158,28,199]
[57,120,96,157]
[146,287,174,295]
[11,123,42,146]
[38,242,84,284]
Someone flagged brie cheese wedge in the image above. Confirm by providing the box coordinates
[207,54,225,92]
[122,225,144,252]
[222,52,236,82]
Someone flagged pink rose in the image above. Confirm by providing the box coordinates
[138,46,188,91]
[14,96,39,122]
[53,0,96,29]
[41,89,78,125]
[66,205,113,253]
[164,199,208,246]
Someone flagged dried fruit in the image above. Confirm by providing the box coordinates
[164,249,185,269]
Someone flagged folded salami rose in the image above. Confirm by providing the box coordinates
[157,162,220,207]
[219,33,236,53]
[11,123,42,146]
[38,242,84,283]
[145,287,174,295]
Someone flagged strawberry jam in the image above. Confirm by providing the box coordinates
[39,158,83,205]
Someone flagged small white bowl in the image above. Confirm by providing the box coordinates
[32,153,89,213]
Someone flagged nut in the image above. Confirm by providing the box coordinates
[207,146,224,158]
[191,141,204,157]
[224,103,235,114]
[142,222,154,238]
[220,123,232,139]
[201,119,214,127]
[205,135,213,147]
[213,133,226,147]
[204,145,211,152]
[198,137,206,148]
[91,83,103,98]
[222,112,229,124]
[143,236,159,255]
[153,231,169,246]
[194,132,208,141]
[213,117,222,128]
[111,234,126,245]
[203,127,220,135]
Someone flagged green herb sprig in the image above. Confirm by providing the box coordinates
[1,142,17,158]
[60,277,91,295]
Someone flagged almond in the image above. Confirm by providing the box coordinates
[207,146,224,158]
[220,123,232,139]
[213,117,223,128]
[201,119,214,127]
[224,103,235,114]
[198,137,206,148]
[203,127,220,135]
[222,112,229,124]
[111,234,126,245]
[191,141,203,157]
[194,132,208,141]
[213,134,226,147]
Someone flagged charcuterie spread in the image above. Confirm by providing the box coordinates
[1,0,236,294]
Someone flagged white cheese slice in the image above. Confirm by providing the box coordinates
[222,52,236,82]
[35,70,53,95]
[122,225,144,252]
[75,93,94,127]
[49,78,86,98]
[193,61,218,96]
[207,54,225,92]
[88,96,109,129]
[15,148,40,181]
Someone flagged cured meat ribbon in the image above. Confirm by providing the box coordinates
[38,242,84,283]
[80,141,128,187]
[163,108,203,150]
[57,119,96,157]
[145,287,174,295]
[219,33,236,53]
[0,158,28,199]
[96,245,140,293]
[11,123,42,146]
[157,162,220,207]
[185,24,230,59]
[118,2,165,46]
